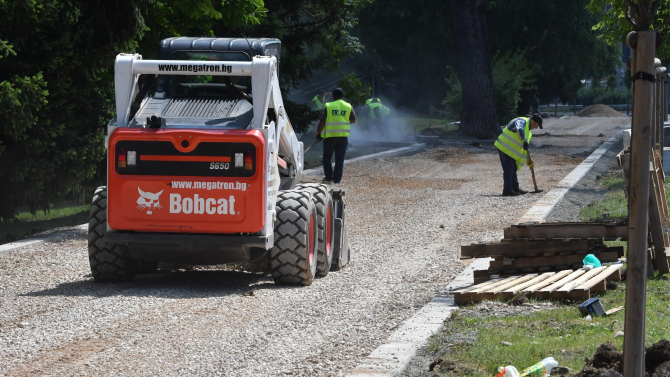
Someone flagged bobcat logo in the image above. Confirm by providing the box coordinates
[137,187,164,215]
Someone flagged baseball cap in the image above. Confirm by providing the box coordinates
[530,113,543,129]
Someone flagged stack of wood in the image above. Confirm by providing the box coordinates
[461,220,628,284]
[618,148,670,274]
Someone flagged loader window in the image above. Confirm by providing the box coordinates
[165,51,251,97]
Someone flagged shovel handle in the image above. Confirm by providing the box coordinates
[526,150,540,192]
[304,139,321,154]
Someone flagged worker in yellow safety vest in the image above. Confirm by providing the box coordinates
[365,98,390,134]
[316,88,356,183]
[494,113,543,196]
[311,92,332,111]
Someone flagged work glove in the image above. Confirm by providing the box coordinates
[523,141,529,150]
[528,160,535,169]
[317,133,323,141]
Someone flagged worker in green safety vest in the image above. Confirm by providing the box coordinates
[365,98,390,134]
[316,87,356,183]
[311,92,332,111]
[494,113,543,196]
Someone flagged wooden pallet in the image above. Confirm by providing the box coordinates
[453,265,623,305]
[461,239,595,258]
[504,221,628,240]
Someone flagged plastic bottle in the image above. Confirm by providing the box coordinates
[519,357,558,377]
[495,365,520,377]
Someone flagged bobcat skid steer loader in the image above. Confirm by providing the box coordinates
[89,37,349,285]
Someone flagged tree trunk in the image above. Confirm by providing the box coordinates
[451,0,498,137]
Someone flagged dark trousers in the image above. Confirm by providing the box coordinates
[323,137,348,182]
[498,150,519,192]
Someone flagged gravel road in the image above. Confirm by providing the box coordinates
[0,117,627,376]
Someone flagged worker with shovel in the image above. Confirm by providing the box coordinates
[494,113,543,196]
[316,88,356,184]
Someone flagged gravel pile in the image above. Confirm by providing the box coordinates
[0,146,581,376]
[576,104,627,118]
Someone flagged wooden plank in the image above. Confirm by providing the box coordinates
[606,306,624,316]
[522,270,573,293]
[468,276,521,294]
[503,272,555,294]
[504,224,628,240]
[540,269,587,292]
[649,160,670,274]
[485,275,537,294]
[575,265,624,292]
[461,239,593,258]
[488,251,618,271]
[557,267,607,292]
[452,278,504,293]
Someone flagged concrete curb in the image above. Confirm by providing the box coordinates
[346,258,491,377]
[518,133,623,223]
[302,143,426,176]
[0,224,87,255]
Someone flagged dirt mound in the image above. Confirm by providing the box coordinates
[572,340,670,377]
[420,127,451,138]
[576,104,627,118]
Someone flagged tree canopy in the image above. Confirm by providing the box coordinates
[588,0,670,60]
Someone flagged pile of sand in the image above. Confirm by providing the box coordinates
[576,104,627,118]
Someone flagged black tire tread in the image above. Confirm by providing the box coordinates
[270,190,317,285]
[88,186,138,282]
[295,183,333,276]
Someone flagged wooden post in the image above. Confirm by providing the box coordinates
[624,30,656,377]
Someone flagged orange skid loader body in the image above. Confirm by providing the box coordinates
[108,128,266,234]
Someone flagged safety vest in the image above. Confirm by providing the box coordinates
[365,98,381,105]
[369,103,390,120]
[323,100,352,138]
[494,117,533,171]
[312,94,326,110]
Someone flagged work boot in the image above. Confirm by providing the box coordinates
[514,188,528,195]
[502,189,521,197]
[321,177,333,183]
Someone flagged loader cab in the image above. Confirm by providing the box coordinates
[128,37,281,129]
[156,37,281,98]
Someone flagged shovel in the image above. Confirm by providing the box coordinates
[526,150,543,193]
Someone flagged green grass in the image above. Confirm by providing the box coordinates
[431,278,670,376]
[0,203,89,243]
[580,172,628,222]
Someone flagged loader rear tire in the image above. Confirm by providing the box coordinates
[88,186,138,282]
[271,190,319,285]
[296,183,334,276]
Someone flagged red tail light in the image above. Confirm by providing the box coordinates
[244,150,253,170]
[118,148,127,168]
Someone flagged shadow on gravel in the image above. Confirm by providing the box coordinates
[20,269,293,299]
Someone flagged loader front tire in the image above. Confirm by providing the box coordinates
[296,183,334,276]
[88,186,138,282]
[271,190,319,285]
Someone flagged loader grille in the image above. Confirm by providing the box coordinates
[162,97,239,118]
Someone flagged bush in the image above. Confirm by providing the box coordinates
[576,86,630,106]
[442,52,535,125]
